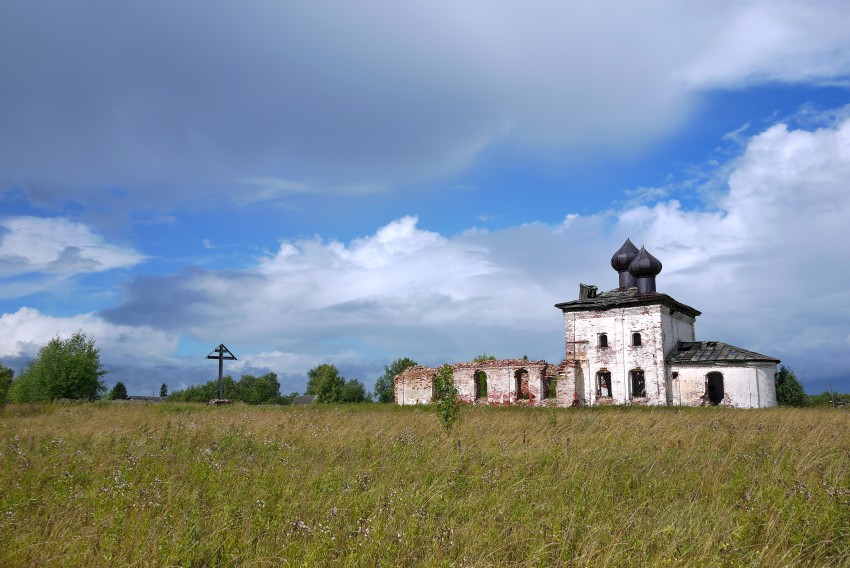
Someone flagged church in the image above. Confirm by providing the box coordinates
[395,239,780,408]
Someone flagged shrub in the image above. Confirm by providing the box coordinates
[433,364,460,431]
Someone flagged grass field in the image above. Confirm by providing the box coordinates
[1,402,848,566]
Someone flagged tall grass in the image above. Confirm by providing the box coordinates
[0,402,847,566]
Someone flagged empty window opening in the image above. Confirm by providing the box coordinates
[598,333,608,348]
[632,332,642,347]
[542,377,556,399]
[630,370,646,398]
[596,371,612,398]
[474,371,488,402]
[515,369,530,400]
[706,372,724,405]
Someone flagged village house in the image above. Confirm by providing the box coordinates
[395,239,779,408]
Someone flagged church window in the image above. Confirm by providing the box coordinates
[630,370,646,398]
[598,333,608,348]
[596,370,612,398]
[632,332,642,347]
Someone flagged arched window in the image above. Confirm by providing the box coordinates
[630,370,646,398]
[632,332,642,347]
[474,370,488,402]
[706,372,724,405]
[598,333,608,348]
[596,370,612,398]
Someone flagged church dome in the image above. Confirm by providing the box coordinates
[610,238,639,272]
[628,246,662,278]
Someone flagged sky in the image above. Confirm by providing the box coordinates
[1,1,850,396]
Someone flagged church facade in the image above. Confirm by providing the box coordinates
[395,239,779,408]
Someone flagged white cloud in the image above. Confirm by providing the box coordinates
[0,216,143,275]
[0,216,145,298]
[0,307,177,363]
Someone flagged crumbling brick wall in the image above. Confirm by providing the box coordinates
[395,359,563,407]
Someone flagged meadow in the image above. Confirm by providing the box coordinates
[0,402,847,567]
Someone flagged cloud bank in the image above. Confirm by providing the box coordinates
[2,1,850,206]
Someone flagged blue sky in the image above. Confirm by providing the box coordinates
[1,1,850,396]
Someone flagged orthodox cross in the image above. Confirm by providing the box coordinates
[207,344,237,400]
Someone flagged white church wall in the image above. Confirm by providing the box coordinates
[669,364,778,408]
[568,304,669,406]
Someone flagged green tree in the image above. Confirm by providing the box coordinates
[109,381,128,400]
[0,360,13,407]
[776,366,807,407]
[473,353,496,362]
[160,383,168,397]
[341,379,368,403]
[374,357,418,403]
[433,364,460,431]
[306,364,346,403]
[9,332,107,402]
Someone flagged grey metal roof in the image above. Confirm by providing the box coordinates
[293,395,316,405]
[555,287,701,318]
[668,341,780,364]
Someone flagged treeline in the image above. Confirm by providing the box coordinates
[168,372,297,405]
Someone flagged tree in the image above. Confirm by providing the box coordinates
[341,379,368,403]
[236,372,281,405]
[160,383,168,397]
[776,366,807,407]
[473,353,496,362]
[0,360,13,407]
[109,381,128,400]
[306,364,346,403]
[10,332,107,402]
[374,357,418,403]
[433,364,460,431]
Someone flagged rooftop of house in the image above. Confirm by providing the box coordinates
[668,341,780,364]
[554,286,701,318]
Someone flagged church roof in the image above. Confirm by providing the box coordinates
[554,287,701,318]
[668,341,780,364]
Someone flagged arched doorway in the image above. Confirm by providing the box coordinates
[514,368,529,400]
[474,371,488,403]
[706,372,724,405]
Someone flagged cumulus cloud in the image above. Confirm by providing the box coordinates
[2,1,850,205]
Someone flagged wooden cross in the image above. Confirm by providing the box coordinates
[207,344,237,401]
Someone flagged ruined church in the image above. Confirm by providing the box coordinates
[395,239,779,408]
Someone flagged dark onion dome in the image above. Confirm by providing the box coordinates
[610,238,639,272]
[628,246,662,277]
